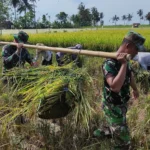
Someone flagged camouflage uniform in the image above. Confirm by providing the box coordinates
[102,58,132,150]
[2,45,33,72]
[1,31,33,73]
[94,31,146,150]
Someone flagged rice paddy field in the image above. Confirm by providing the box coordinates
[1,28,150,51]
[0,28,150,150]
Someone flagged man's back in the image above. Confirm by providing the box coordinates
[133,52,150,70]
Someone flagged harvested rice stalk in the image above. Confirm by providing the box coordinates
[0,63,94,133]
[131,62,150,94]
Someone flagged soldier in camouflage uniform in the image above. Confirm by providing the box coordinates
[1,31,35,123]
[94,31,146,150]
[2,31,34,73]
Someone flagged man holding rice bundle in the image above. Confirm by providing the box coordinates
[94,31,146,150]
[2,31,34,73]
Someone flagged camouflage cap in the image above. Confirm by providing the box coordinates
[13,31,29,43]
[124,31,146,51]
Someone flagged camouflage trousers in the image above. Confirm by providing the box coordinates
[102,102,130,150]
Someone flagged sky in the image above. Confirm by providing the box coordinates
[36,0,150,25]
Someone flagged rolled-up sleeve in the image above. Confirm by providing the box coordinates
[102,60,117,78]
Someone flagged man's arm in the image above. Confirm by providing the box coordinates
[106,53,128,93]
[106,63,127,93]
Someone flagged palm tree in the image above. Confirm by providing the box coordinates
[112,15,119,25]
[137,9,143,23]
[99,12,104,21]
[11,0,37,26]
[0,0,9,29]
[99,12,104,26]
[70,14,80,27]
[145,12,150,25]
[11,0,20,20]
[127,14,132,25]
[122,15,127,25]
[78,2,92,26]
[91,7,100,26]
[31,0,37,28]
[27,0,37,28]
[17,0,34,28]
[56,12,68,24]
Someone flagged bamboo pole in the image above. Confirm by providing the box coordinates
[0,41,131,60]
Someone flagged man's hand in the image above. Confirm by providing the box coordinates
[116,53,127,64]
[16,43,23,54]
[132,89,139,100]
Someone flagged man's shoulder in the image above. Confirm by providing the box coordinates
[2,44,17,52]
[3,44,11,50]
[102,59,118,76]
[103,58,117,67]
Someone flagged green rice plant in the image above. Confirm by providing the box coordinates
[127,94,150,150]
[131,62,150,94]
[1,29,150,52]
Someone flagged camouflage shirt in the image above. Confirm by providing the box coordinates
[102,58,132,105]
[2,45,32,72]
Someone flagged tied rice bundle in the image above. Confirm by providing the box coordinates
[0,63,94,130]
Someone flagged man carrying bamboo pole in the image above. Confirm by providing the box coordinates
[56,44,82,67]
[94,31,146,150]
[2,31,35,73]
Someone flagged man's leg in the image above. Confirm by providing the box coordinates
[103,103,130,150]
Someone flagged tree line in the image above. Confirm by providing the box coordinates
[111,9,150,25]
[0,0,150,29]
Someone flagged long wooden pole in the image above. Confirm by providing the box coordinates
[0,41,131,59]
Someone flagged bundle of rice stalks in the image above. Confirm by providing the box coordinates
[131,62,150,94]
[0,63,94,134]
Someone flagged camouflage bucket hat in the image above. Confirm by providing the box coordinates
[124,31,146,51]
[13,31,29,43]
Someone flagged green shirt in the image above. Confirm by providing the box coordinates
[102,58,132,105]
